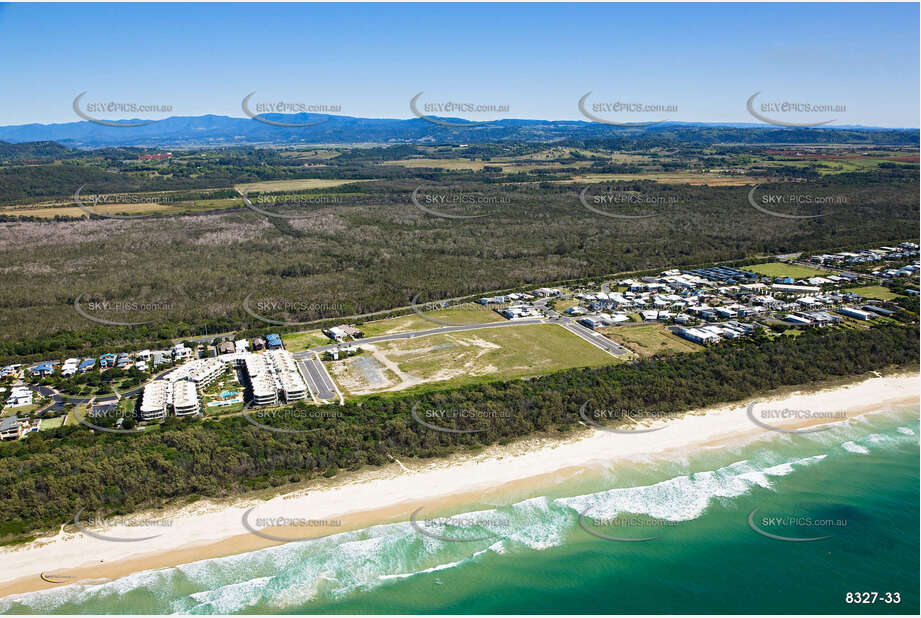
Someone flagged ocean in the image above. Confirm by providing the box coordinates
[2,403,918,615]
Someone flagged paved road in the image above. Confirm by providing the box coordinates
[298,356,339,402]
[559,320,630,357]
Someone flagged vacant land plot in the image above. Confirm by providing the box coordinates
[550,299,580,312]
[603,324,702,357]
[234,179,372,192]
[327,323,617,397]
[282,330,331,352]
[848,285,901,301]
[359,306,506,338]
[742,262,830,279]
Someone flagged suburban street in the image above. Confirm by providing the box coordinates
[559,320,630,356]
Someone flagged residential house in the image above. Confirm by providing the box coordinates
[0,415,32,440]
[30,362,55,378]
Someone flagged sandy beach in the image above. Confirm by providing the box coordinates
[1,371,918,599]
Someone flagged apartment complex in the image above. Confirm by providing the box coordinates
[168,358,225,391]
[172,380,201,416]
[139,380,170,421]
[233,350,307,406]
[136,349,308,422]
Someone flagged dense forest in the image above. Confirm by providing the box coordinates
[0,324,916,541]
[0,164,916,357]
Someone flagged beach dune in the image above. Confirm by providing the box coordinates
[0,372,917,599]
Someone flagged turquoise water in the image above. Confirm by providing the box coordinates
[2,404,918,614]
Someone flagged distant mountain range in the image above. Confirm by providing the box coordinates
[0,114,917,149]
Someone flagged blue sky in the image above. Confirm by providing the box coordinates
[0,2,918,127]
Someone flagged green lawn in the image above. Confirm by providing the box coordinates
[118,397,137,416]
[742,262,830,279]
[603,324,702,357]
[3,401,46,416]
[848,285,901,301]
[39,416,66,430]
[204,401,245,416]
[282,330,331,352]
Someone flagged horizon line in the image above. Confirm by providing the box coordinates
[0,113,919,133]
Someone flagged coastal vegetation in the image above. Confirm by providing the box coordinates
[0,323,915,542]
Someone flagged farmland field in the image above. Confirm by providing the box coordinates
[0,197,242,219]
[380,158,593,173]
[557,172,762,186]
[234,178,374,192]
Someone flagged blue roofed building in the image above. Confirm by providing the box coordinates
[30,362,55,377]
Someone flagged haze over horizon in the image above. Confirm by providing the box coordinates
[0,2,918,129]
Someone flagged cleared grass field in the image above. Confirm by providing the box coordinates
[557,172,761,186]
[848,285,901,301]
[380,158,493,170]
[234,179,373,192]
[328,323,617,397]
[602,323,702,357]
[379,158,589,173]
[742,262,830,279]
[0,198,243,219]
[282,330,331,353]
[757,157,917,175]
[359,306,506,338]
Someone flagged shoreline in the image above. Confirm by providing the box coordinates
[1,371,918,600]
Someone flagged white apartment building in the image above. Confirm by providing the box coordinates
[172,380,201,416]
[265,350,307,402]
[169,358,225,392]
[139,380,170,421]
[243,354,278,406]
